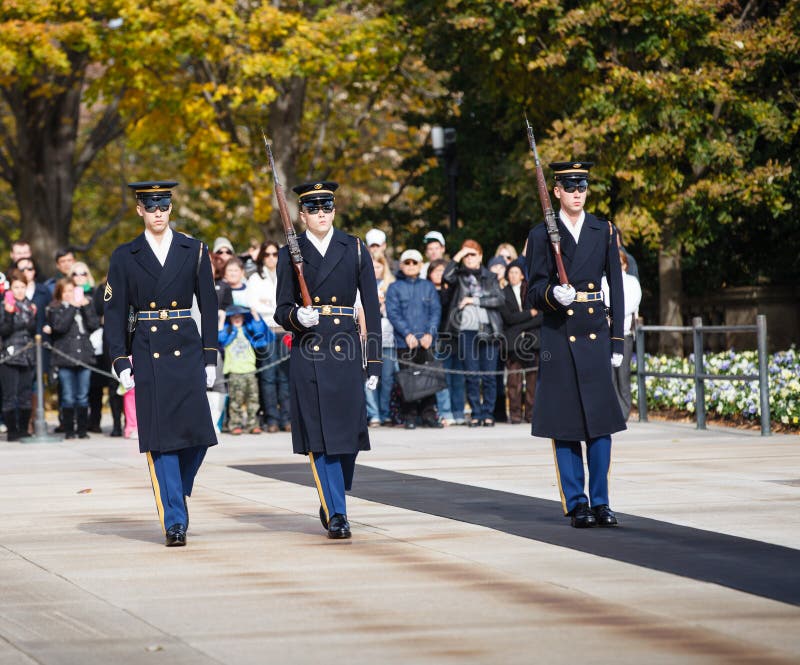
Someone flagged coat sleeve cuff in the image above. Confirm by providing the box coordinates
[204,348,219,365]
[611,337,624,355]
[112,356,132,377]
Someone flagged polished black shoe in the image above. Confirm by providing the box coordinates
[569,503,597,528]
[592,504,618,527]
[422,419,444,428]
[165,523,187,547]
[319,505,329,529]
[327,513,351,539]
[110,428,123,437]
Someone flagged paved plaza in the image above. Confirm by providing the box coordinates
[1,419,798,664]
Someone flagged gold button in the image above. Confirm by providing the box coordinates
[569,336,576,343]
[588,307,594,314]
[150,301,156,308]
[331,296,337,303]
[172,324,179,331]
[588,282,595,289]
[567,309,574,316]
[153,352,160,358]
[333,318,340,324]
[313,345,320,352]
[174,350,181,356]
[314,296,320,303]
[151,325,157,332]
[171,301,177,307]
[334,345,341,352]
[589,333,597,340]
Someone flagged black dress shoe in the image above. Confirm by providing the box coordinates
[422,419,443,428]
[165,523,187,547]
[569,503,597,528]
[592,504,618,527]
[110,428,122,437]
[467,420,482,428]
[319,505,329,529]
[327,513,351,539]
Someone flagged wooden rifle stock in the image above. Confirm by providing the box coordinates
[262,131,312,307]
[524,117,570,286]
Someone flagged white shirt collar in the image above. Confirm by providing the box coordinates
[144,227,173,266]
[560,209,585,244]
[306,226,335,258]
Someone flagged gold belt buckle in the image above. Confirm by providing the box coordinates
[575,291,588,303]
[321,305,333,315]
[158,309,169,320]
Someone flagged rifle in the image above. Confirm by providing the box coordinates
[524,116,570,287]
[261,131,312,307]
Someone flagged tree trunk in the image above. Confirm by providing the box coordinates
[266,76,306,235]
[10,79,84,267]
[658,238,684,355]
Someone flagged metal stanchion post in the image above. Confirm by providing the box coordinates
[20,335,63,443]
[636,326,648,422]
[756,314,771,436]
[692,317,706,430]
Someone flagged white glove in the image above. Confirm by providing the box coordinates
[611,353,624,368]
[205,366,216,388]
[119,368,135,390]
[365,376,379,391]
[297,306,319,328]
[553,285,576,306]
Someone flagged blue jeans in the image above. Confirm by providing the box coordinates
[258,335,290,427]
[366,346,397,423]
[58,366,91,408]
[459,330,498,422]
[441,336,465,420]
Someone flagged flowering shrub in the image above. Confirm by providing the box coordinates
[631,347,799,431]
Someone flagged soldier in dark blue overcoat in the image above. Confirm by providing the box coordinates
[524,162,626,528]
[274,181,381,539]
[104,181,219,547]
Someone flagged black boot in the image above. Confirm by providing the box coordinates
[62,407,75,439]
[17,410,31,439]
[109,392,123,437]
[3,410,19,442]
[76,407,90,439]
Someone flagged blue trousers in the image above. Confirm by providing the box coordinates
[146,447,208,532]
[365,347,396,423]
[552,436,612,515]
[460,331,498,421]
[309,452,357,521]
[258,336,291,428]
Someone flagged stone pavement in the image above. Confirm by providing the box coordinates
[1,420,798,664]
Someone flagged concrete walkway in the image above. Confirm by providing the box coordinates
[1,420,798,664]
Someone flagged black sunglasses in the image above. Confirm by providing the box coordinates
[141,200,171,213]
[264,251,278,257]
[301,202,335,214]
[559,179,588,194]
[215,249,233,255]
[403,259,420,265]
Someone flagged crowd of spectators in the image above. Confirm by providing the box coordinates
[1,224,641,440]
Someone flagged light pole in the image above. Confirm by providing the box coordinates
[431,125,458,233]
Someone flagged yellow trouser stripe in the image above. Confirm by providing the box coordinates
[551,439,568,515]
[308,452,330,522]
[146,452,166,532]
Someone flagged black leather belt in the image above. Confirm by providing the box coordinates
[137,309,192,320]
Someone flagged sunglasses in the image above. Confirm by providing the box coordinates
[403,259,420,265]
[141,201,171,213]
[215,249,233,255]
[19,266,35,272]
[499,254,511,260]
[559,179,588,193]
[264,251,278,257]
[72,271,88,277]
[301,202,335,214]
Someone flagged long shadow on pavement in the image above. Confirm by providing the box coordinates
[234,462,800,607]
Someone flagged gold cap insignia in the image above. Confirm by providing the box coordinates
[314,183,323,189]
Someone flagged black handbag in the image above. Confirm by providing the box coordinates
[396,351,447,402]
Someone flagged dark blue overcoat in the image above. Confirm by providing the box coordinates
[524,213,627,441]
[274,229,381,456]
[104,232,219,453]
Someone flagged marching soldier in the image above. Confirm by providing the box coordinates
[274,181,381,539]
[104,181,219,546]
[524,162,626,528]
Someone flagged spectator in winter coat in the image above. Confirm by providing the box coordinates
[47,278,100,439]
